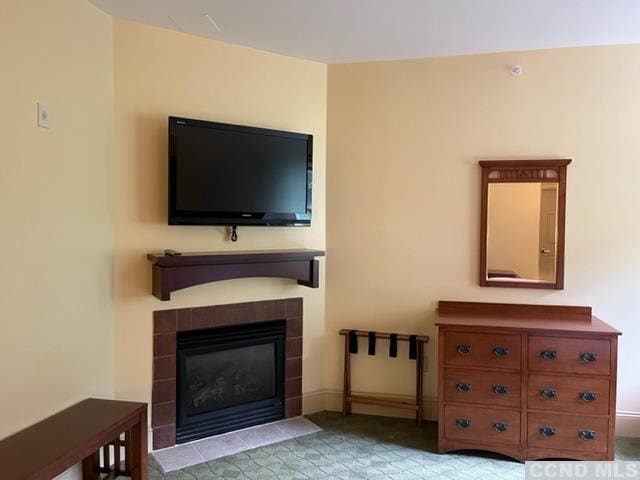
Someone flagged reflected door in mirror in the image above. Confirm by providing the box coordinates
[538,185,557,282]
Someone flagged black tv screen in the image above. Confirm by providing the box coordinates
[168,116,312,226]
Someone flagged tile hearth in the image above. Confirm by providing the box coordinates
[152,416,321,472]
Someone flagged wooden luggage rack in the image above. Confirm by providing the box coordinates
[339,329,429,426]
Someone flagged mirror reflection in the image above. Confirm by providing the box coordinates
[486,182,558,283]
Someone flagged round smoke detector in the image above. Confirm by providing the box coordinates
[511,65,523,77]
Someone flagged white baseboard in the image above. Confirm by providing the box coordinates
[616,410,640,437]
[148,392,640,451]
[304,389,640,438]
[302,389,326,415]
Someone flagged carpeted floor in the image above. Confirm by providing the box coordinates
[148,412,640,480]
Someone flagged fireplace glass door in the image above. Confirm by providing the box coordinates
[176,320,285,443]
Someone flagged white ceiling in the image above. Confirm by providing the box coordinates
[89,0,640,63]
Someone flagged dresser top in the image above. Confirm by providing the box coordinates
[436,314,620,335]
[436,301,621,335]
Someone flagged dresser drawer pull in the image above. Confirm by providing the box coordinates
[540,388,558,399]
[492,346,510,357]
[456,382,472,392]
[580,352,599,364]
[456,344,472,355]
[579,429,597,441]
[539,426,556,437]
[455,418,471,429]
[540,350,557,360]
[493,422,509,433]
[492,384,509,395]
[579,391,598,402]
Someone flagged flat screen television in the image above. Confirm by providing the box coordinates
[168,116,313,226]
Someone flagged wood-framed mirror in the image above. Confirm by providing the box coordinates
[479,159,571,289]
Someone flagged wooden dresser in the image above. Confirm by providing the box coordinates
[436,301,621,461]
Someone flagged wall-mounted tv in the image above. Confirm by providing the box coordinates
[168,116,313,226]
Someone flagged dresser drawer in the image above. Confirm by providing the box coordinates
[444,404,520,446]
[528,337,611,375]
[445,368,520,408]
[444,331,521,370]
[527,412,608,453]
[528,374,610,415]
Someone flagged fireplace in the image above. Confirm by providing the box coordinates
[152,298,303,450]
[176,320,285,443]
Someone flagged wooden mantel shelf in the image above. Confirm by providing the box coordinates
[147,249,325,301]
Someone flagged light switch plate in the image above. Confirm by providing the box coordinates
[37,102,49,128]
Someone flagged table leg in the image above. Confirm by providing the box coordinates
[114,436,121,475]
[130,410,148,480]
[82,451,100,480]
[124,430,132,474]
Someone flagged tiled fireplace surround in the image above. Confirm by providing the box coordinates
[152,297,303,450]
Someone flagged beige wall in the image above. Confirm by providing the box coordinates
[112,20,327,434]
[487,182,541,279]
[3,2,640,461]
[0,0,115,441]
[326,45,640,432]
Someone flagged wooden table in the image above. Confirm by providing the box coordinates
[0,398,148,480]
